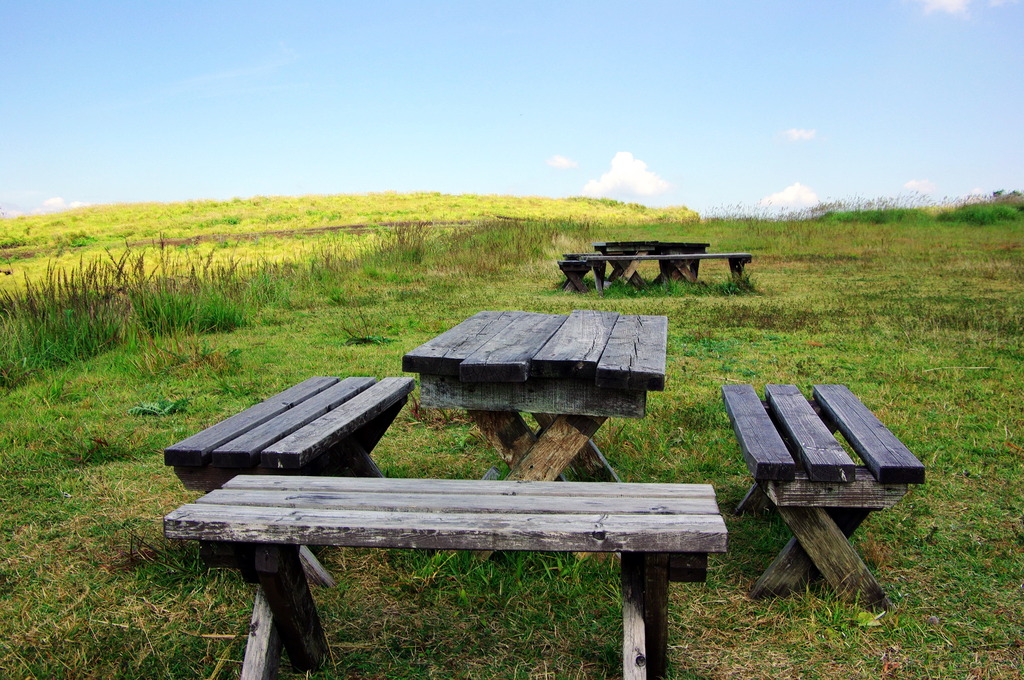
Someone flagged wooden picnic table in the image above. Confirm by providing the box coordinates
[402,309,667,483]
[575,241,712,289]
[591,241,710,256]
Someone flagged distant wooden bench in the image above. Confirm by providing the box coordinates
[164,376,415,493]
[560,253,753,294]
[165,476,728,680]
[722,384,925,610]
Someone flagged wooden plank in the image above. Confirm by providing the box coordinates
[418,373,648,419]
[217,475,722,502]
[459,312,566,382]
[239,587,282,680]
[163,377,340,467]
[261,377,415,469]
[813,385,925,484]
[253,544,328,671]
[531,310,620,379]
[762,469,908,509]
[401,311,520,376]
[621,552,649,680]
[775,506,891,610]
[197,487,722,516]
[595,315,668,391]
[212,377,377,468]
[505,415,605,482]
[766,384,856,483]
[297,546,336,588]
[165,506,728,554]
[643,553,670,680]
[721,385,796,480]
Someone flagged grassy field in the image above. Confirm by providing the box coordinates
[0,194,1021,679]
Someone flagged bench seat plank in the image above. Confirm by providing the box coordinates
[531,309,620,379]
[459,312,566,382]
[222,474,721,500]
[164,377,341,467]
[813,385,925,484]
[722,385,796,480]
[261,378,415,469]
[401,311,520,376]
[212,377,377,468]
[196,488,721,516]
[766,384,856,482]
[166,505,728,553]
[596,315,668,391]
[165,476,728,554]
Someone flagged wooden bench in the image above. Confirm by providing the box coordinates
[560,252,753,294]
[164,476,728,679]
[722,384,925,610]
[164,376,415,493]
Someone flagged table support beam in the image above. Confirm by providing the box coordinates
[505,414,606,482]
[254,545,328,672]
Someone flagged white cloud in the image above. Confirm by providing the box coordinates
[904,179,937,194]
[546,155,579,170]
[759,182,819,209]
[782,128,817,142]
[581,152,670,199]
[37,197,89,214]
[911,0,971,14]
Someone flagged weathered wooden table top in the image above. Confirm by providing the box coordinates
[403,310,668,420]
[402,309,667,391]
[592,240,710,255]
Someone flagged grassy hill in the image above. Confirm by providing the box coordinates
[0,194,1021,678]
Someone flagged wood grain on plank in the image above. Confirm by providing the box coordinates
[766,384,856,483]
[401,311,520,376]
[164,377,340,467]
[813,385,925,484]
[459,312,566,382]
[261,378,414,469]
[721,385,796,480]
[212,377,377,468]
[531,309,620,379]
[595,315,668,391]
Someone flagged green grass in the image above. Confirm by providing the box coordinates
[0,194,1022,678]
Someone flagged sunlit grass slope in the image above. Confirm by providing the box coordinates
[0,194,1021,679]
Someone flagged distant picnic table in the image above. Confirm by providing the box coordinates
[559,241,751,294]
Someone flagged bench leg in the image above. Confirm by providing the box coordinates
[622,553,671,680]
[750,508,868,597]
[254,545,329,672]
[761,507,891,610]
[734,482,774,515]
[560,269,591,293]
[728,257,748,279]
[240,586,282,680]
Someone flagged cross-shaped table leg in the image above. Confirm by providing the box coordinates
[468,410,610,482]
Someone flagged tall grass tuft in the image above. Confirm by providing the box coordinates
[0,248,252,389]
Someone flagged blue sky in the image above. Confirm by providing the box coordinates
[2,0,1021,217]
